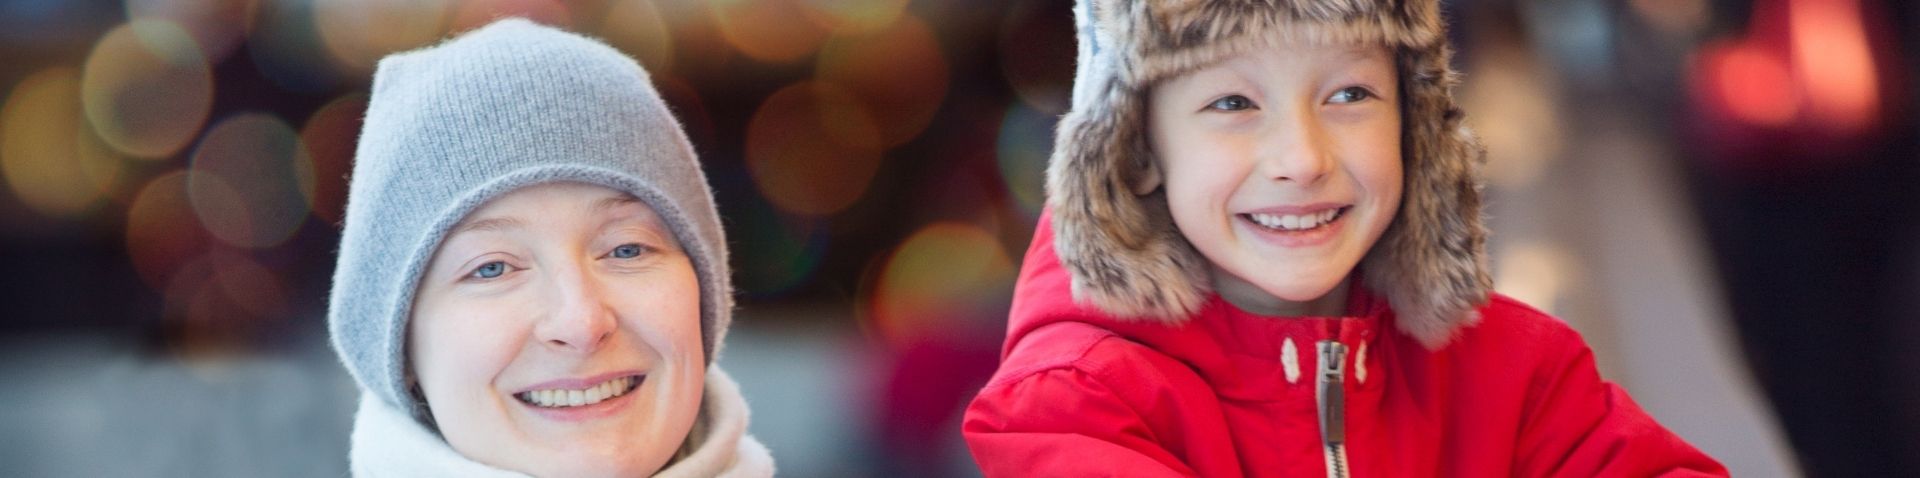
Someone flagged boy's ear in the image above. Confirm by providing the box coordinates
[1130,157,1163,195]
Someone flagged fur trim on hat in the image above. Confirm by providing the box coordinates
[1050,0,1491,349]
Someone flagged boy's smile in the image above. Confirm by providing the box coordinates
[1236,203,1352,247]
[1146,41,1403,316]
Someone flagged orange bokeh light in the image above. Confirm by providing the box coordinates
[711,0,829,63]
[126,170,211,291]
[863,222,1016,347]
[600,0,677,72]
[448,0,572,33]
[745,81,883,216]
[816,14,949,148]
[1,67,124,218]
[1789,0,1879,135]
[300,93,367,225]
[81,20,214,160]
[313,0,451,75]
[798,0,908,35]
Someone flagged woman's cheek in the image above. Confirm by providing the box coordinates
[420,295,533,391]
[617,266,704,361]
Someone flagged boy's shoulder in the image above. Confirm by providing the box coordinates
[984,320,1197,395]
[1480,292,1581,336]
[1447,292,1597,362]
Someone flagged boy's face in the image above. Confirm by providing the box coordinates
[410,182,704,477]
[1146,42,1403,314]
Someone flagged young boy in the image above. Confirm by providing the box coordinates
[327,19,772,477]
[962,1,1727,476]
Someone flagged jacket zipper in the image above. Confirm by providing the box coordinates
[1317,340,1350,478]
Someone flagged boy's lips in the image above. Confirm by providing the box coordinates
[1237,204,1349,247]
[1239,202,1349,215]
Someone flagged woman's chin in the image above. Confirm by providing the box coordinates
[521,454,664,478]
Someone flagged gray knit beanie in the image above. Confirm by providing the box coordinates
[327,18,732,419]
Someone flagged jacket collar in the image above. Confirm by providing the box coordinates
[1005,210,1396,399]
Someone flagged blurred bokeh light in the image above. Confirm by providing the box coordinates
[81,19,213,160]
[860,221,1014,348]
[816,14,948,147]
[711,0,828,63]
[1,67,124,218]
[187,113,316,249]
[297,92,365,225]
[746,81,883,216]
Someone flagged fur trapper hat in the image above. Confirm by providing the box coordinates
[1049,0,1492,348]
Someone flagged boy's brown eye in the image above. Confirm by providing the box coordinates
[1206,95,1256,112]
[1328,86,1374,104]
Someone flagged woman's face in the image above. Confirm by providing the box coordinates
[1146,42,1403,316]
[410,182,704,477]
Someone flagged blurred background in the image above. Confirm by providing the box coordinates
[0,0,1913,476]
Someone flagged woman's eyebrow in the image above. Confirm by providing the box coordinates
[450,216,526,236]
[592,195,670,231]
[590,195,642,215]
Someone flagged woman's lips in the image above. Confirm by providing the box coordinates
[511,372,646,422]
[513,370,644,395]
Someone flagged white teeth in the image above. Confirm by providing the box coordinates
[518,376,637,409]
[1247,208,1342,231]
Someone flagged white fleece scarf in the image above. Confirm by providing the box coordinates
[348,368,774,477]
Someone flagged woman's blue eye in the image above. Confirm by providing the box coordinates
[471,261,507,279]
[610,243,644,259]
[1207,95,1256,111]
[1329,86,1374,104]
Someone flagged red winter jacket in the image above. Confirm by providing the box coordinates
[962,212,1727,477]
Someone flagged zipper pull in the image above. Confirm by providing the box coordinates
[1316,340,1347,445]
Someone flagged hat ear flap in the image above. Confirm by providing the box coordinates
[1364,45,1493,349]
[1047,74,1212,322]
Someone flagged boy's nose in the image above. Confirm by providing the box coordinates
[1257,112,1334,184]
[535,265,617,354]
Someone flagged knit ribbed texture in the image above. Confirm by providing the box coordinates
[328,18,732,420]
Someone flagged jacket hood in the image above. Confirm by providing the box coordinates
[1049,0,1492,348]
[348,367,774,477]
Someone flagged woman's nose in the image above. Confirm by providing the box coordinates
[534,265,617,353]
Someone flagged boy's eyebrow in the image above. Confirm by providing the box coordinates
[1338,47,1390,62]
